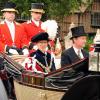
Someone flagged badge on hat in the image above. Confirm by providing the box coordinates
[29,3,45,13]
[1,1,18,13]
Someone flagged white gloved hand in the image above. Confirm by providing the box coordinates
[9,49,19,55]
[33,45,38,50]
[22,48,29,55]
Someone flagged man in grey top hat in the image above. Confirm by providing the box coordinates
[0,1,29,55]
[22,3,45,50]
[61,26,89,67]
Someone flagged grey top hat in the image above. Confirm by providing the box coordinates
[1,1,18,13]
[29,3,45,13]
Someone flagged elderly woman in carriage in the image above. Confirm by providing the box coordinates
[22,32,56,74]
[21,18,62,74]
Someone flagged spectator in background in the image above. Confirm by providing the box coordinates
[61,26,89,67]
[22,3,45,50]
[0,1,29,55]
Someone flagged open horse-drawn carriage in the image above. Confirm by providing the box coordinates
[0,52,100,100]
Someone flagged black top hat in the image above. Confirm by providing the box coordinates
[31,32,49,42]
[70,26,87,39]
[1,1,18,13]
[29,3,45,13]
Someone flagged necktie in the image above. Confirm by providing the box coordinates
[78,50,81,59]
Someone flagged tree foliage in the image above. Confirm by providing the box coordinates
[0,0,93,19]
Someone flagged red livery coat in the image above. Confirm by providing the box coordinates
[22,20,44,43]
[0,21,28,51]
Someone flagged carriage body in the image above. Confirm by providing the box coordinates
[0,52,94,100]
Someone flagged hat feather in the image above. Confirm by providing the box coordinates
[41,20,58,40]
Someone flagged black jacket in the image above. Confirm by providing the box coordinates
[61,47,89,67]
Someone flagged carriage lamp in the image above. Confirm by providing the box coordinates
[94,44,100,71]
[89,29,100,72]
[89,44,100,72]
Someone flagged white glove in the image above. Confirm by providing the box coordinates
[33,45,38,50]
[22,48,29,55]
[9,49,19,55]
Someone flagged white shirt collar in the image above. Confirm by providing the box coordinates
[5,19,15,42]
[73,46,84,59]
[73,46,81,55]
[5,19,14,25]
[32,18,39,26]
